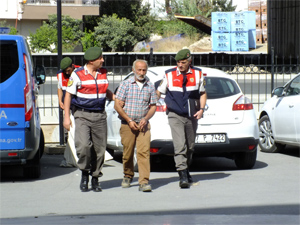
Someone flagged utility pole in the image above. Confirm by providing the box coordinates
[57,0,64,146]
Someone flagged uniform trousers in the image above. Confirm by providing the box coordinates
[168,111,198,171]
[120,123,151,185]
[74,110,107,177]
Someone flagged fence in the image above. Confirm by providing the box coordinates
[33,50,299,143]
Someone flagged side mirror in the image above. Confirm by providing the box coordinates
[272,87,284,97]
[35,65,46,85]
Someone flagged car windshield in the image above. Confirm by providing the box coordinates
[205,77,240,99]
[0,40,19,83]
[285,75,300,96]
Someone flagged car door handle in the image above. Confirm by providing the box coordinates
[289,105,294,108]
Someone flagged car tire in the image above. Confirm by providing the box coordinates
[258,115,285,153]
[234,148,257,169]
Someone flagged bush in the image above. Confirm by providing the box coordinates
[29,15,83,53]
[94,14,139,52]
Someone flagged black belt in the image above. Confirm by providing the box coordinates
[75,107,103,113]
[121,120,140,125]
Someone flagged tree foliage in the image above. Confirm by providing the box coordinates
[93,14,138,52]
[154,0,236,40]
[166,0,236,17]
[87,0,155,52]
[29,15,83,53]
[212,0,237,12]
[29,23,56,52]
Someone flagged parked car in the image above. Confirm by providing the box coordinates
[258,73,300,153]
[106,66,259,170]
[0,35,46,178]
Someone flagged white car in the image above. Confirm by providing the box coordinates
[258,73,300,152]
[106,66,259,170]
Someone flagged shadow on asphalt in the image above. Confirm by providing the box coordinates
[0,147,273,182]
[0,154,77,182]
[113,151,268,173]
[279,145,300,158]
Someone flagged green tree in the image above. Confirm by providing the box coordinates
[94,14,138,52]
[212,0,237,12]
[29,23,56,52]
[29,14,83,53]
[81,29,99,52]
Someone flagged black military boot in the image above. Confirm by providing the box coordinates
[80,171,89,192]
[91,177,102,192]
[178,169,190,188]
[187,169,193,184]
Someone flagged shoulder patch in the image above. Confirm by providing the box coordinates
[67,77,74,87]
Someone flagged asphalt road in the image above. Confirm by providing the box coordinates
[1,146,299,225]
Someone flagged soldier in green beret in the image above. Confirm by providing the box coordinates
[63,47,115,192]
[57,57,81,168]
[156,48,207,188]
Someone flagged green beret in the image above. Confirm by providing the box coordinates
[60,57,72,70]
[175,49,191,61]
[84,47,103,61]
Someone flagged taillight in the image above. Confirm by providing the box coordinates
[156,98,166,112]
[150,148,159,153]
[156,104,166,112]
[23,54,33,121]
[232,95,253,111]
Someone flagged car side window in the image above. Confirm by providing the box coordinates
[286,76,300,96]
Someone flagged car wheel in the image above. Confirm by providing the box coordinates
[234,148,257,169]
[258,115,285,153]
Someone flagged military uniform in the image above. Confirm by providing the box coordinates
[157,49,206,188]
[65,47,111,192]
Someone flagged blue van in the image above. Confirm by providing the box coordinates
[0,35,46,178]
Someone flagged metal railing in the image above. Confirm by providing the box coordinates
[33,51,299,143]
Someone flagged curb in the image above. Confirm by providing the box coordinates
[44,144,66,155]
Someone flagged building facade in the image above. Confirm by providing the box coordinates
[0,0,99,37]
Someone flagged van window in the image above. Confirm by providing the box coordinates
[0,40,19,83]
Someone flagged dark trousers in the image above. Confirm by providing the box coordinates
[74,110,107,177]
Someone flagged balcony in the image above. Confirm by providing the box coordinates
[23,0,100,20]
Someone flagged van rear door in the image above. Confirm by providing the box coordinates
[0,39,26,150]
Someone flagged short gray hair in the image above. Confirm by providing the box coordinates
[132,59,148,71]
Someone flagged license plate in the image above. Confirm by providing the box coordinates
[195,134,226,143]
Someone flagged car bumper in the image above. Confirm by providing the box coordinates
[150,137,259,156]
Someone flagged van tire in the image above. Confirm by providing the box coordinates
[24,148,41,179]
[39,129,45,158]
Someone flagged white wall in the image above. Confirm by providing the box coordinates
[232,0,249,12]
[0,0,24,20]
